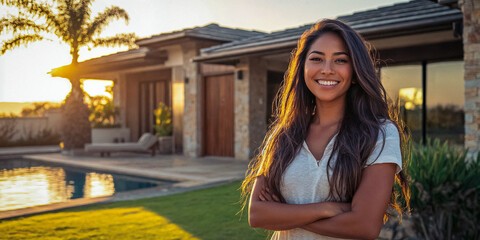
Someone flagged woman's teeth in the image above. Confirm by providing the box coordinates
[316,80,339,86]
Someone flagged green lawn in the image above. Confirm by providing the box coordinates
[0,181,269,240]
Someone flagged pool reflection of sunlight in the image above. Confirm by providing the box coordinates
[84,172,115,198]
[0,207,200,240]
[0,166,117,211]
[0,167,67,210]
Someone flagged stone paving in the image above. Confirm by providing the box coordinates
[0,146,249,219]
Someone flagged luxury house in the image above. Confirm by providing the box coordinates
[51,0,480,159]
[51,23,266,156]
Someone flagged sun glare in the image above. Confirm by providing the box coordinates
[83,80,113,97]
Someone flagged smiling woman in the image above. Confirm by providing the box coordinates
[241,19,410,240]
[304,32,353,106]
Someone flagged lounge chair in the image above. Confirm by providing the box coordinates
[85,133,158,157]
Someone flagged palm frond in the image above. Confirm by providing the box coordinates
[1,0,59,24]
[85,6,129,39]
[78,0,93,27]
[71,0,94,45]
[0,34,44,54]
[54,0,71,41]
[0,16,48,35]
[91,33,136,48]
[1,0,62,34]
[65,0,78,41]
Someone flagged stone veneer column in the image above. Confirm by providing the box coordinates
[234,58,250,160]
[234,57,268,160]
[182,42,202,157]
[461,0,480,152]
[248,57,268,158]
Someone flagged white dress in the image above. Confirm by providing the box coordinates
[271,121,402,240]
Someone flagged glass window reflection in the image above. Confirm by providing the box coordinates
[381,64,423,142]
[426,61,465,145]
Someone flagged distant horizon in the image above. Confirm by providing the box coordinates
[0,102,59,115]
[0,101,61,103]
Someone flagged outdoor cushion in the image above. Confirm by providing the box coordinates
[85,133,157,156]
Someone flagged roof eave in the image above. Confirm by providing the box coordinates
[136,32,188,46]
[354,14,462,37]
[193,40,297,63]
[195,15,462,63]
[50,49,168,78]
[136,31,236,47]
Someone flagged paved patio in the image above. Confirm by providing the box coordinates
[0,146,250,219]
[0,145,61,157]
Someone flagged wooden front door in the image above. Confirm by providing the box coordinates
[203,74,234,157]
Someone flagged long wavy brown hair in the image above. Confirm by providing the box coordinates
[241,19,410,220]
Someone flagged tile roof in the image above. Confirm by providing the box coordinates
[136,23,266,46]
[199,0,462,56]
[51,24,266,77]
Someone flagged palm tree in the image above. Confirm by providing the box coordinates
[0,0,136,150]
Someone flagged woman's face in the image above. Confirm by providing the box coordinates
[304,32,353,106]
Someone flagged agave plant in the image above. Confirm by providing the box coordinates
[408,139,480,240]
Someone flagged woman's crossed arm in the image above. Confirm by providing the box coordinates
[249,163,396,240]
[248,175,350,230]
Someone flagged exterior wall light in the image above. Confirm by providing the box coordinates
[237,70,243,80]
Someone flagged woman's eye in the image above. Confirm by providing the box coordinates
[336,59,348,63]
[309,57,322,62]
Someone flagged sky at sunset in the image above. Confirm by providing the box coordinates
[0,0,408,103]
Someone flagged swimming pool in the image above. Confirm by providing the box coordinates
[0,158,173,211]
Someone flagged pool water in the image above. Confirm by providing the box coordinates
[0,158,170,211]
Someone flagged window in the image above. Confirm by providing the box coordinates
[381,64,423,142]
[380,61,465,145]
[426,61,464,144]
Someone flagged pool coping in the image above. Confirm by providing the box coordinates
[0,145,61,157]
[22,154,244,185]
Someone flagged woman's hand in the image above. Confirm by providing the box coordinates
[249,176,339,230]
[258,186,351,218]
[249,175,352,230]
[259,187,281,202]
[300,163,397,239]
[322,202,351,218]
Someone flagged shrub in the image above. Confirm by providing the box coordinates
[0,117,61,147]
[14,127,61,146]
[87,95,120,128]
[408,139,480,239]
[21,102,61,117]
[153,102,172,136]
[0,116,17,147]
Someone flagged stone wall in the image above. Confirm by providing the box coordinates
[234,58,250,160]
[233,57,268,160]
[461,0,480,152]
[182,42,202,157]
[248,57,268,159]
